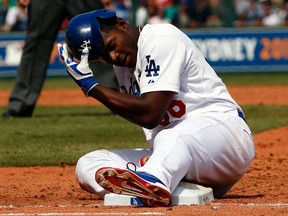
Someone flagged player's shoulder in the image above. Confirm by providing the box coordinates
[142,23,180,36]
[141,23,189,44]
[142,23,178,30]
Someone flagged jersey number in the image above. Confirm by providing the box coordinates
[160,100,186,126]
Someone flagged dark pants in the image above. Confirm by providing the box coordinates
[6,0,116,116]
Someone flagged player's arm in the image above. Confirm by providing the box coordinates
[89,85,175,129]
[57,43,175,129]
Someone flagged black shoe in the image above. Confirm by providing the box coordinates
[2,110,32,118]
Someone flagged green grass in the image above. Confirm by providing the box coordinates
[0,106,146,167]
[218,72,288,86]
[0,105,287,167]
[243,105,288,133]
[0,76,77,90]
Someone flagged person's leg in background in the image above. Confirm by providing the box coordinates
[3,0,66,117]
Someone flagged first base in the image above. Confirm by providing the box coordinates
[104,182,214,206]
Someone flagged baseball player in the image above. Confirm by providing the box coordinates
[57,9,255,207]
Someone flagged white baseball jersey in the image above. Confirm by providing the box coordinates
[76,23,255,199]
[114,24,242,146]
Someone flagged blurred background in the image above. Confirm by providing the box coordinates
[0,0,288,80]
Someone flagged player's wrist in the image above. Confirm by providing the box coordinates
[79,77,99,96]
[86,83,99,97]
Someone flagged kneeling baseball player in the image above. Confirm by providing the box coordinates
[57,9,255,207]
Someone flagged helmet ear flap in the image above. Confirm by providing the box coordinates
[65,9,116,61]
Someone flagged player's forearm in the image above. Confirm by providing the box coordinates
[88,85,164,129]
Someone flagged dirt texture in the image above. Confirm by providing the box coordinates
[0,86,287,215]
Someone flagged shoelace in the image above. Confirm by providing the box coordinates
[126,161,137,171]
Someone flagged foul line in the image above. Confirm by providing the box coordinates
[0,204,164,216]
[0,204,100,209]
[2,203,288,209]
[214,202,288,207]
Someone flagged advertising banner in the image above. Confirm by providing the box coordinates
[1,28,288,77]
[185,28,288,72]
[0,32,66,77]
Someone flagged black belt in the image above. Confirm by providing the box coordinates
[237,109,246,123]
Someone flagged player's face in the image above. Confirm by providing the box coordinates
[101,28,138,68]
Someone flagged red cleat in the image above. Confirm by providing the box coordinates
[95,166,172,207]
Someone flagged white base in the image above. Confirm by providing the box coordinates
[104,182,214,206]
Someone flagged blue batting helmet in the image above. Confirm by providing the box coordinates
[66,9,116,61]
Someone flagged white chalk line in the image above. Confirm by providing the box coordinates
[2,202,288,209]
[213,202,288,207]
[0,204,164,216]
[239,203,288,207]
[0,204,100,209]
[0,204,101,209]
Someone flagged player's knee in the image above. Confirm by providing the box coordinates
[75,150,112,197]
[75,149,107,179]
[75,156,95,193]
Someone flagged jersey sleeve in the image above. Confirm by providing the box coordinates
[137,36,186,95]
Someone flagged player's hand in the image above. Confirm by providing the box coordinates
[57,43,98,97]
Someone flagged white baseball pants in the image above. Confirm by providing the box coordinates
[76,110,255,198]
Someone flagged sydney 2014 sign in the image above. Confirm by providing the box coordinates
[186,28,288,72]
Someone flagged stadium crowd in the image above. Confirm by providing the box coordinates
[0,0,288,31]
[136,0,288,28]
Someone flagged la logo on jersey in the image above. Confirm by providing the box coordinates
[145,55,159,84]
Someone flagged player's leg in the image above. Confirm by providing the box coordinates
[184,112,254,197]
[138,111,255,198]
[75,148,152,198]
